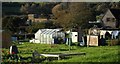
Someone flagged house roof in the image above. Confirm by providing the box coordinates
[109,9,120,20]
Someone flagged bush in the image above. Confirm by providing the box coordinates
[2,49,19,63]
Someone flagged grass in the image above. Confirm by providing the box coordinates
[2,42,120,62]
[55,46,119,62]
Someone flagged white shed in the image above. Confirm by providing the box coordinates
[71,32,78,42]
[66,30,78,43]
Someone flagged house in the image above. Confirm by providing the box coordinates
[102,9,120,28]
[27,14,49,23]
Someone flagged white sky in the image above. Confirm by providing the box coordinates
[0,0,120,2]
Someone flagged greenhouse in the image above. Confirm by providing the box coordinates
[30,29,65,44]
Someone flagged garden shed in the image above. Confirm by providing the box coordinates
[30,29,65,44]
[71,32,78,43]
[1,30,12,48]
[66,29,83,43]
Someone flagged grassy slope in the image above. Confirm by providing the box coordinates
[3,43,119,62]
[20,43,119,62]
[55,46,119,62]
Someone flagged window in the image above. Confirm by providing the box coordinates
[106,18,110,22]
[75,35,77,36]
[112,18,115,22]
[34,14,39,18]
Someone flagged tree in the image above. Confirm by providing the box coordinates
[96,3,110,13]
[20,3,30,14]
[26,22,45,33]
[110,2,120,9]
[2,16,27,33]
[2,16,19,33]
[52,2,94,30]
[20,2,57,15]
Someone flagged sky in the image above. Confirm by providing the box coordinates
[0,0,120,2]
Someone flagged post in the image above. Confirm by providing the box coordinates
[25,33,26,40]
[69,29,72,51]
[87,29,90,47]
[58,55,60,60]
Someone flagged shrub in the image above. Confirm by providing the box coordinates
[2,50,19,63]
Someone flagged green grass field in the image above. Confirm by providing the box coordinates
[2,42,120,62]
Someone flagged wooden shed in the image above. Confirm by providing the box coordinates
[1,30,12,48]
